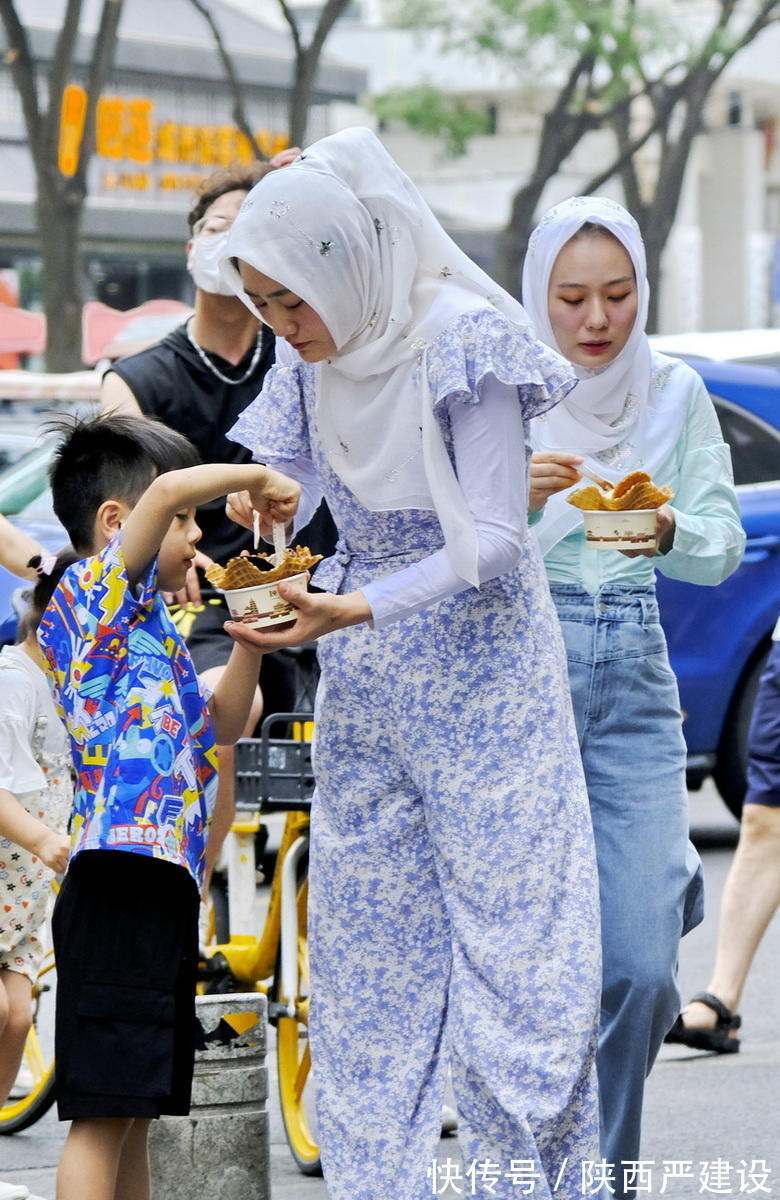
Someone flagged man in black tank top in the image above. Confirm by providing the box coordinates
[101,158,336,889]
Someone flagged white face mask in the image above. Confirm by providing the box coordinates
[187,229,234,295]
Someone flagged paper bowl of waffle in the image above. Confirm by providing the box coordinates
[204,546,322,629]
[567,470,674,551]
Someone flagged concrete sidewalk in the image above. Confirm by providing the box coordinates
[3,784,777,1199]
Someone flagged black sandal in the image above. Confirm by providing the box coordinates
[664,991,741,1054]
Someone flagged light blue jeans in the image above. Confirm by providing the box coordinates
[550,584,704,1198]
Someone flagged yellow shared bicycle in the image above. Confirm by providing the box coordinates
[200,711,321,1176]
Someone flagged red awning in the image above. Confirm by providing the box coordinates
[0,304,47,355]
[81,299,193,365]
[0,299,193,364]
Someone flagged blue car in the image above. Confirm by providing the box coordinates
[655,356,780,818]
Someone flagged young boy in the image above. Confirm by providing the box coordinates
[37,413,298,1200]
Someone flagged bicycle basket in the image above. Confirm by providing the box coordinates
[234,712,315,812]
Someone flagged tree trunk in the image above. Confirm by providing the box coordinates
[37,170,86,372]
[630,78,710,331]
[493,68,600,297]
[493,180,548,295]
[289,47,318,148]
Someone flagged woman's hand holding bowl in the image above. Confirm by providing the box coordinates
[225,580,372,650]
[618,503,676,559]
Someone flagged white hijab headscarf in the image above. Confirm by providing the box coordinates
[522,195,686,555]
[220,127,538,586]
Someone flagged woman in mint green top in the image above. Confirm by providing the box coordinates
[522,195,745,1199]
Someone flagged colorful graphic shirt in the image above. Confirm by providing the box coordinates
[38,536,218,888]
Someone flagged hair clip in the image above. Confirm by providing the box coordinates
[36,554,58,577]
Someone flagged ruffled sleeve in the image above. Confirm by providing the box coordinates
[227,362,312,462]
[425,309,576,421]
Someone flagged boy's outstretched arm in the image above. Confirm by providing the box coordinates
[121,463,299,587]
[0,514,45,579]
[208,639,264,746]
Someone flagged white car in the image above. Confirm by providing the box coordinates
[650,328,780,370]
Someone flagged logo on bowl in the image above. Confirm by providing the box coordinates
[582,509,657,551]
[223,572,306,629]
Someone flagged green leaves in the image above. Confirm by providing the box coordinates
[370,86,492,157]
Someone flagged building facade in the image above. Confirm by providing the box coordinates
[0,0,365,317]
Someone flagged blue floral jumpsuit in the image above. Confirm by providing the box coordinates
[231,311,602,1200]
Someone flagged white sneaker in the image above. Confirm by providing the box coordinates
[440,1103,458,1136]
[0,1182,30,1200]
[8,1061,34,1098]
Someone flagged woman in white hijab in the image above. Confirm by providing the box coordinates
[523,195,745,1195]
[219,129,601,1199]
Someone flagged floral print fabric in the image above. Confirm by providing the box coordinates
[231,308,602,1198]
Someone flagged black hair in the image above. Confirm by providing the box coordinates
[46,413,201,554]
[18,546,82,639]
[187,162,273,233]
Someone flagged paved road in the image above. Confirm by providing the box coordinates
[3,783,778,1199]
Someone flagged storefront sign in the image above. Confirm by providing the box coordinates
[58,83,88,176]
[59,87,288,191]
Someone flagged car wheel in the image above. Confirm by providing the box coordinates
[713,646,770,821]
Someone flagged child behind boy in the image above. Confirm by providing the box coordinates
[0,548,76,1200]
[37,413,299,1200]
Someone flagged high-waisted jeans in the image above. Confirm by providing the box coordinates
[550,583,704,1198]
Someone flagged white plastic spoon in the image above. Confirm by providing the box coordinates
[578,465,614,493]
[272,521,287,566]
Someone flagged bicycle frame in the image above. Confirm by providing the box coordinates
[210,808,310,991]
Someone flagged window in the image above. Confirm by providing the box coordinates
[712,396,780,485]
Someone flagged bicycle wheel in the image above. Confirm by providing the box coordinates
[276,873,322,1176]
[0,945,57,1134]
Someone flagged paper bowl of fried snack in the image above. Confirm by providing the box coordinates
[567,470,674,551]
[204,546,322,630]
[579,508,657,550]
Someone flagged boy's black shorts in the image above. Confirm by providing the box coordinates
[52,849,200,1120]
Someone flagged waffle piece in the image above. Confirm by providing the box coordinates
[567,485,609,512]
[567,469,674,512]
[611,470,651,500]
[205,546,324,590]
[249,545,323,584]
[205,556,267,590]
[613,481,674,511]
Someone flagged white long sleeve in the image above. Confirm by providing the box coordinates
[274,456,323,540]
[361,376,528,628]
[264,375,529,628]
